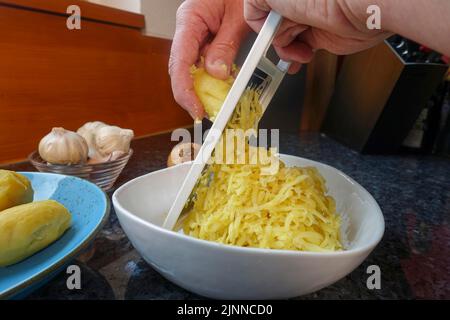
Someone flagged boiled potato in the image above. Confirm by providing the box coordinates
[0,170,34,212]
[191,66,234,119]
[0,200,72,267]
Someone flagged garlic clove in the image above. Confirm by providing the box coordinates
[77,121,108,159]
[167,143,200,167]
[87,157,107,165]
[95,126,134,158]
[38,127,89,165]
[86,150,127,165]
[109,150,127,161]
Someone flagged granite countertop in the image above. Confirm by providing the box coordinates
[2,132,450,300]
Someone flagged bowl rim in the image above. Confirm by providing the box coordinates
[112,154,385,257]
[0,171,111,299]
[28,149,134,168]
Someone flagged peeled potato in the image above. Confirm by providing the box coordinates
[0,170,34,212]
[191,66,234,119]
[0,200,72,267]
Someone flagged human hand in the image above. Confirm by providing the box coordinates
[245,0,391,66]
[169,0,250,120]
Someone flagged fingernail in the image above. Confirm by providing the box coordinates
[291,29,303,39]
[188,111,196,120]
[190,105,205,121]
[210,59,228,74]
[187,107,198,120]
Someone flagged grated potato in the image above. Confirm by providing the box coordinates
[183,66,342,252]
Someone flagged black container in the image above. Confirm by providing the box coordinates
[322,41,448,154]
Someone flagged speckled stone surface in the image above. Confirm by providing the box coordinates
[2,132,450,300]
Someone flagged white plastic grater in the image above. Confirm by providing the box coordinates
[163,11,291,230]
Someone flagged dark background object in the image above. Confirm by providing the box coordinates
[237,33,306,133]
[259,68,306,133]
[402,81,450,154]
[322,40,448,154]
[434,82,450,157]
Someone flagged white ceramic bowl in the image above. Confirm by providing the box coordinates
[112,155,384,299]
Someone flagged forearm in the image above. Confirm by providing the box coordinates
[356,0,450,55]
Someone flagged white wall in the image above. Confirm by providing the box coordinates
[87,0,141,14]
[141,0,183,39]
[87,0,182,39]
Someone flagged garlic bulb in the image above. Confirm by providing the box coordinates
[167,143,200,167]
[39,128,88,165]
[77,121,108,159]
[95,126,134,157]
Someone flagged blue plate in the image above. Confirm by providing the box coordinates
[0,172,110,299]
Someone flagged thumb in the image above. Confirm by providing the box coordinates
[205,10,250,79]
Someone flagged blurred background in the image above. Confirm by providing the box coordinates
[0,0,449,164]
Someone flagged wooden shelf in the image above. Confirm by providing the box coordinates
[0,0,145,29]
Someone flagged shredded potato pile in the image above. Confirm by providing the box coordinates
[182,66,343,252]
[183,160,342,251]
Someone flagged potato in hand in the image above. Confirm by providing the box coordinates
[191,66,234,120]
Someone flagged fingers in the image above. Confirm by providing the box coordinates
[244,0,315,73]
[243,0,389,69]
[272,22,308,47]
[170,0,250,119]
[275,41,314,63]
[169,2,210,120]
[169,64,206,120]
[243,0,271,32]
[245,0,321,30]
[287,62,302,74]
[244,0,312,71]
[204,1,251,80]
[274,25,315,73]
[246,0,377,37]
[273,41,315,75]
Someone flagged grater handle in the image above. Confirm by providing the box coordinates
[259,11,283,55]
